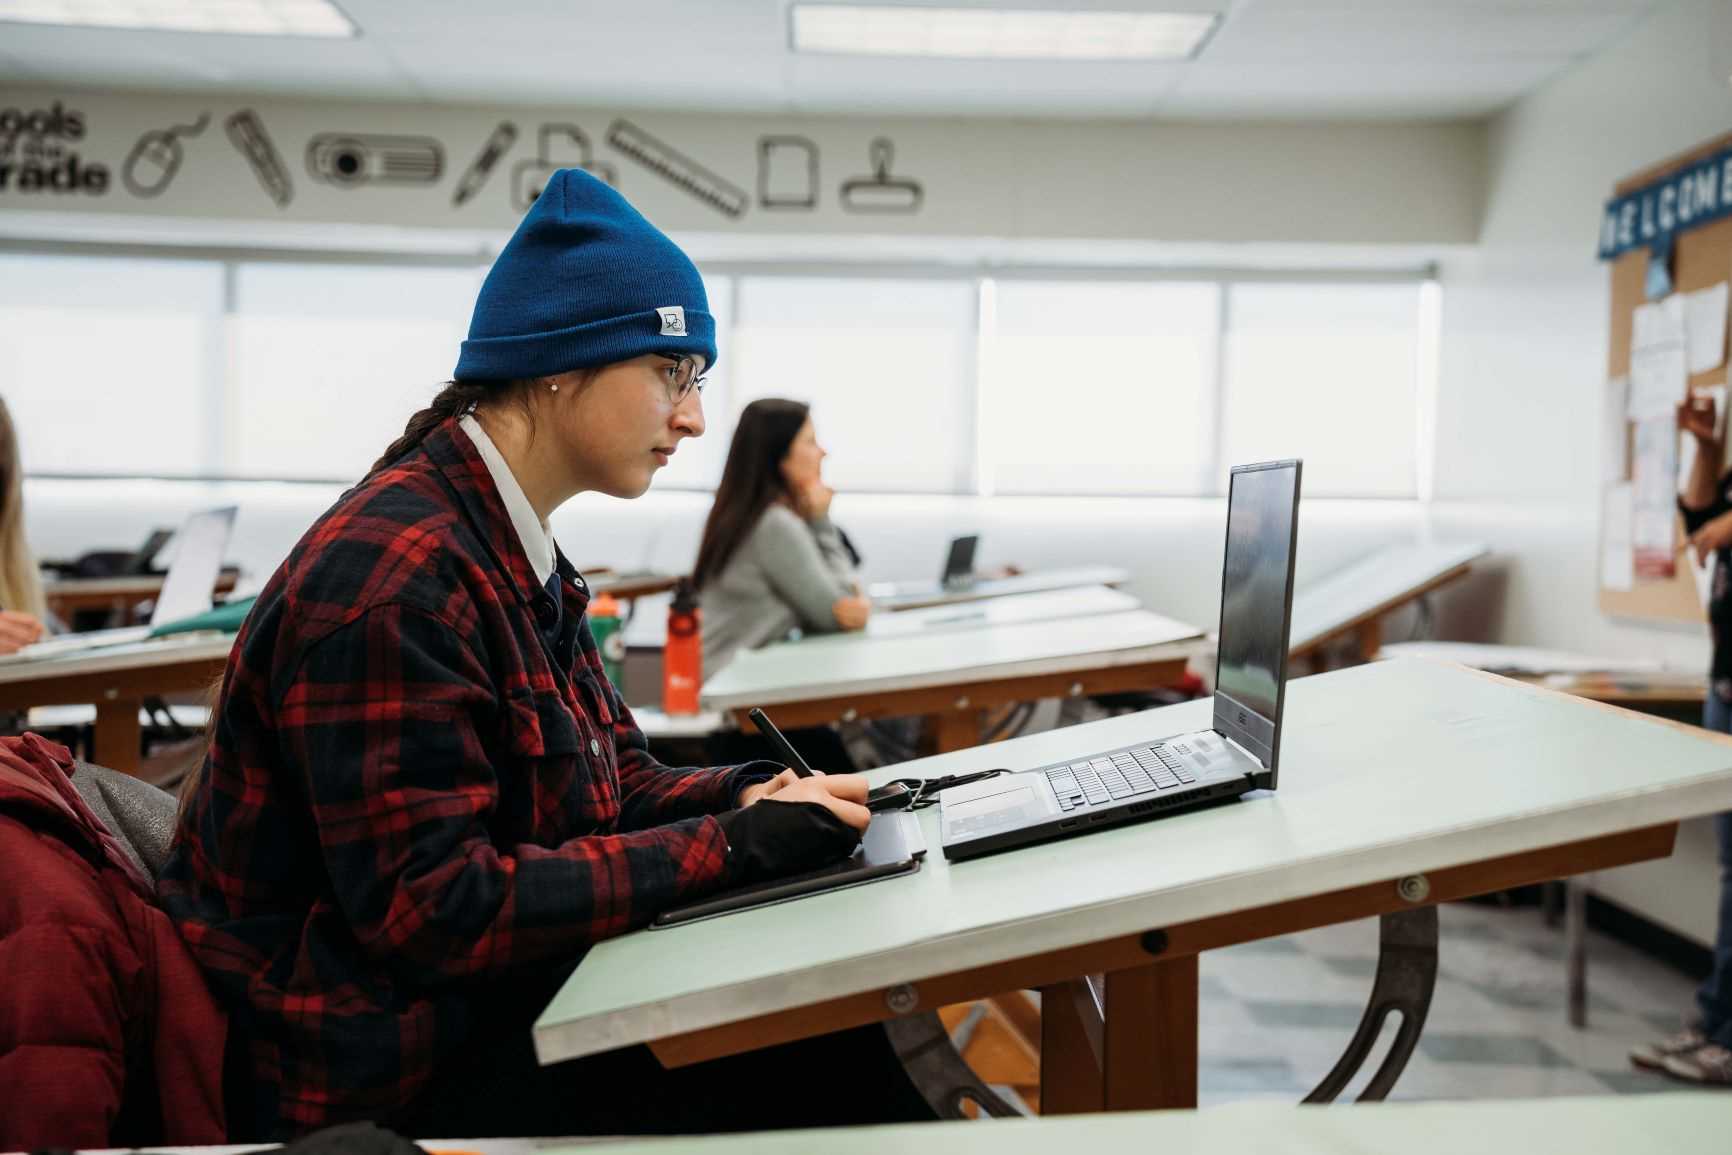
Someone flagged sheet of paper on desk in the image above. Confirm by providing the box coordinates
[1628,295,1688,421]
[1604,376,1630,481]
[1687,281,1729,374]
[1602,482,1635,591]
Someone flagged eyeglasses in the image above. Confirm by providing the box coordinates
[659,355,707,405]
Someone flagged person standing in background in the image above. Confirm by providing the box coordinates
[1631,393,1732,1086]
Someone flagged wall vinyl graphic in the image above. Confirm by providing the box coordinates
[757,135,818,210]
[451,121,516,206]
[224,109,293,207]
[513,123,616,209]
[606,119,748,218]
[122,112,208,198]
[307,133,444,187]
[840,138,922,214]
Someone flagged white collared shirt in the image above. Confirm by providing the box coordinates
[458,413,557,588]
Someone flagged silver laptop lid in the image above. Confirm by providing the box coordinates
[1212,460,1302,790]
[150,506,236,628]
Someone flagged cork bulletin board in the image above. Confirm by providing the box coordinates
[1599,130,1732,624]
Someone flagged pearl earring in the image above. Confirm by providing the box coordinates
[549,382,559,393]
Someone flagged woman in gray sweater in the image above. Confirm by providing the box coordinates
[693,399,871,675]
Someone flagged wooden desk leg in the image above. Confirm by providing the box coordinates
[933,708,982,754]
[1040,979,1104,1115]
[1040,956,1199,1114]
[1105,956,1198,1111]
[1354,619,1383,664]
[92,698,142,776]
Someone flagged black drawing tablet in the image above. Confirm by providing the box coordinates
[650,809,926,928]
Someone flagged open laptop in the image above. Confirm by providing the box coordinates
[940,534,980,589]
[18,506,237,661]
[939,460,1302,862]
[867,534,982,603]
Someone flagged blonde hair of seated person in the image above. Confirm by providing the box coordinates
[0,397,45,621]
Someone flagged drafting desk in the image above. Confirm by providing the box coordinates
[538,659,1732,1113]
[1378,641,1704,709]
[871,565,1132,613]
[701,609,1204,753]
[44,571,239,626]
[65,1095,1732,1155]
[1288,543,1488,662]
[0,635,233,774]
[585,570,680,602]
[801,585,1141,645]
[533,1095,1732,1155]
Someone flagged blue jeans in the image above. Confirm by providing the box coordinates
[1697,692,1732,1045]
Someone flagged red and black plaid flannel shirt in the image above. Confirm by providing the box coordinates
[159,419,775,1138]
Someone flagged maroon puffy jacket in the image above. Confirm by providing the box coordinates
[0,734,226,1148]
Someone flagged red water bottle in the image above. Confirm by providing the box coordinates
[663,578,701,715]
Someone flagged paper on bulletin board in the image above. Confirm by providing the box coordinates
[1687,282,1730,374]
[1628,295,1689,421]
[1632,417,1678,578]
[1602,482,1634,591]
[1604,376,1630,481]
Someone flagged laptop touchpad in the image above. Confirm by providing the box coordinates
[946,784,1041,837]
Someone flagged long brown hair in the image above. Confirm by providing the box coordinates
[0,395,45,620]
[692,398,811,589]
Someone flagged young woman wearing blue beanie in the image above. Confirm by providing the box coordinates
[160,170,935,1140]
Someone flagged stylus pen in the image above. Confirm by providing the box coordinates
[747,707,815,778]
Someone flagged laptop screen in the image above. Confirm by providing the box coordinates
[1213,461,1302,779]
[941,535,979,586]
[151,506,236,628]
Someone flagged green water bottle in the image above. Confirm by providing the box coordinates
[588,591,625,690]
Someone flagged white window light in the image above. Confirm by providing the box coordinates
[0,0,356,37]
[791,5,1217,61]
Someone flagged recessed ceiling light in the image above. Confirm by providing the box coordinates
[791,5,1218,61]
[0,0,356,37]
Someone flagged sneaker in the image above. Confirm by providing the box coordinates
[1663,1043,1732,1086]
[1631,1025,1708,1070]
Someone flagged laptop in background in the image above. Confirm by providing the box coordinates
[940,534,980,590]
[939,460,1302,862]
[16,506,237,661]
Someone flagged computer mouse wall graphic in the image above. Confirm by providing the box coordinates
[122,113,209,198]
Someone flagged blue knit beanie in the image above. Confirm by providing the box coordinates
[454,169,716,381]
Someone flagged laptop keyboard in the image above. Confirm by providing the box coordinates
[1045,744,1197,811]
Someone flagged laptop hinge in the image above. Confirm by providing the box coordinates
[1215,729,1273,790]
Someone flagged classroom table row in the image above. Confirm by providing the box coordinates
[2,545,1493,776]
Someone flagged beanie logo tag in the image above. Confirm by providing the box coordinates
[656,306,687,337]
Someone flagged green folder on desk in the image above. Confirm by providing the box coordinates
[148,596,257,639]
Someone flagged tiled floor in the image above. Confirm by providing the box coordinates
[1194,900,1707,1106]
